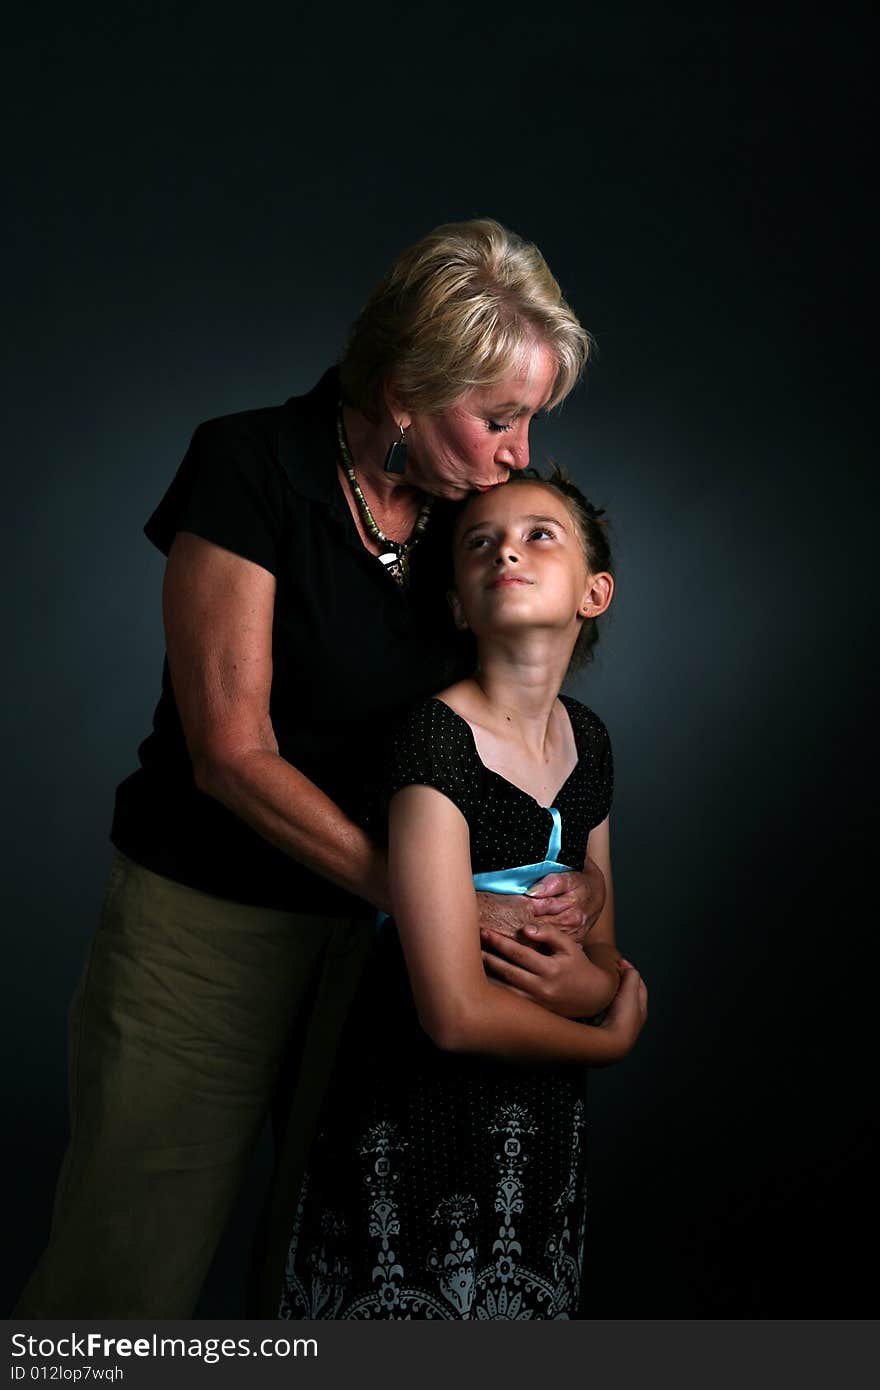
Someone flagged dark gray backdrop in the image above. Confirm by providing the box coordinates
[5,1,874,1317]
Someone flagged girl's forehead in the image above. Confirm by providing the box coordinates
[455,481,571,533]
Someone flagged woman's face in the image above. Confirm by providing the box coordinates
[397,342,558,500]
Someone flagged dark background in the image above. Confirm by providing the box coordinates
[4,0,874,1318]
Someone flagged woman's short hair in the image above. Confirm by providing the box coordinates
[340,219,592,422]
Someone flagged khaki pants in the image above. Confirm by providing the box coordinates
[14,852,373,1318]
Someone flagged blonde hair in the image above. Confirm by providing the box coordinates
[340,219,591,422]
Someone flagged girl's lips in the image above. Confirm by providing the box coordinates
[488,575,531,588]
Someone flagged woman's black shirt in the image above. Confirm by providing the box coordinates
[110,367,464,914]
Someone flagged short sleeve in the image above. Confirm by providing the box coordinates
[562,697,614,830]
[144,414,287,574]
[386,699,478,823]
[592,718,614,826]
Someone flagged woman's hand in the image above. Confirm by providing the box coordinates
[475,858,605,944]
[480,920,621,1018]
[523,857,606,943]
[596,961,648,1061]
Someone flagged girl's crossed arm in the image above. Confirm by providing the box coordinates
[478,814,622,1019]
[389,785,646,1066]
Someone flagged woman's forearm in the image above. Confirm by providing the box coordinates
[197,747,389,912]
[162,534,389,912]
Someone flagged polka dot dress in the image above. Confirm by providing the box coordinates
[280,696,613,1321]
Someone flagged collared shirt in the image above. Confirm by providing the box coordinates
[111,367,466,913]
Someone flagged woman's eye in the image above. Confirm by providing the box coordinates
[487,419,514,433]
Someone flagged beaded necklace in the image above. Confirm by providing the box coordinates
[336,402,433,588]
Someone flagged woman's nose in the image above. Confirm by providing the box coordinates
[495,423,530,471]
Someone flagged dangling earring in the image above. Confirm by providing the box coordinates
[384,422,408,475]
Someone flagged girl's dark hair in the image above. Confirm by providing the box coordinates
[492,464,613,672]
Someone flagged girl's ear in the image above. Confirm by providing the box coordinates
[382,377,412,431]
[447,589,469,631]
[579,571,614,619]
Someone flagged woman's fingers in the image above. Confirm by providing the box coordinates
[527,891,578,918]
[524,873,567,898]
[525,866,604,938]
[525,875,578,920]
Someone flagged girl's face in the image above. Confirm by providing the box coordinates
[450,482,607,643]
[392,343,558,500]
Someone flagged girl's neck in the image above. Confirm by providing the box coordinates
[461,638,574,757]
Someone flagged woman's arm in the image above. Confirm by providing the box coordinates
[389,786,646,1064]
[163,531,390,912]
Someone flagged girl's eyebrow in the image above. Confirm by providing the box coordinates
[458,513,569,541]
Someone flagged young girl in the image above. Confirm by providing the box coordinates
[279,469,647,1320]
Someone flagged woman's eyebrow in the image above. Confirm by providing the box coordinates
[485,400,536,416]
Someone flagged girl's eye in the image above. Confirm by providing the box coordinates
[487,418,514,433]
[466,534,492,550]
[528,527,555,540]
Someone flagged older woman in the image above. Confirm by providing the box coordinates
[16,220,603,1318]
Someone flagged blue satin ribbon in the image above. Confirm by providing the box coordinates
[376,806,574,931]
[471,807,573,894]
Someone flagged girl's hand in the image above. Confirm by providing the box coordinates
[480,921,620,1018]
[597,962,648,1060]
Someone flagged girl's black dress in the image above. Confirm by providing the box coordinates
[279,695,613,1320]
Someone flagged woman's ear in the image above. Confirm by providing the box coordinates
[447,589,469,631]
[382,378,412,431]
[579,571,614,619]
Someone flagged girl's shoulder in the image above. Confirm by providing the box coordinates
[395,693,472,739]
[558,695,612,756]
[559,696,614,822]
[386,696,480,821]
[390,695,478,772]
